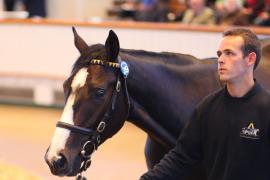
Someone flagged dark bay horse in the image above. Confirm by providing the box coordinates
[45,28,270,179]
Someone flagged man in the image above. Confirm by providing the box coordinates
[140,28,270,180]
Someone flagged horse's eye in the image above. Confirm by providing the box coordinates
[95,88,106,97]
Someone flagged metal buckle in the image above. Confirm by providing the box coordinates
[76,173,87,180]
[116,80,121,92]
[97,121,106,133]
[83,159,92,171]
[81,141,95,158]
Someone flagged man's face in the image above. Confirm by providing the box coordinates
[217,36,249,83]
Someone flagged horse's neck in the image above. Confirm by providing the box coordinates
[121,52,178,100]
[122,52,219,105]
[121,51,220,133]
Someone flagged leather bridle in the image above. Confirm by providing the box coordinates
[56,57,131,180]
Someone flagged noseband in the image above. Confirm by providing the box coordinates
[56,57,131,180]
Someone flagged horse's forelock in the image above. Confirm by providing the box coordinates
[72,44,108,72]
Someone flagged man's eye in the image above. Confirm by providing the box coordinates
[225,51,233,56]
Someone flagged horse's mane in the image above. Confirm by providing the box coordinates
[120,48,200,66]
[72,44,216,72]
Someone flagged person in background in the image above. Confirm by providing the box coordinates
[251,0,270,26]
[3,0,46,18]
[4,0,17,11]
[134,0,171,22]
[181,0,215,24]
[243,0,265,24]
[215,0,249,25]
[140,28,270,180]
[23,0,46,18]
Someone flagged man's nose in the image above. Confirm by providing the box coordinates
[218,55,225,64]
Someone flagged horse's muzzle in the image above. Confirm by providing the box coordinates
[44,148,81,177]
[44,149,68,176]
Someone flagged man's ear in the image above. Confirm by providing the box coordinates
[247,52,256,68]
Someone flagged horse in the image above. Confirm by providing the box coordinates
[44,27,270,179]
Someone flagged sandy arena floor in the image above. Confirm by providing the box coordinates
[0,104,147,180]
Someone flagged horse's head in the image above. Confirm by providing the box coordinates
[45,27,130,177]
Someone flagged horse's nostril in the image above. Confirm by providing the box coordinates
[53,154,67,170]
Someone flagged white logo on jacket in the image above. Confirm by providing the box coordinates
[240,123,260,140]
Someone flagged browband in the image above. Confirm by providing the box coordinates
[90,59,120,68]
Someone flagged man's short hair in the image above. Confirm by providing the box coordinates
[223,28,261,70]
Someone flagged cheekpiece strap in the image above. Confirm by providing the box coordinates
[90,59,120,68]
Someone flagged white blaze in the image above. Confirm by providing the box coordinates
[47,68,88,159]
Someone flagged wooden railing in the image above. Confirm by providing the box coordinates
[1,18,270,35]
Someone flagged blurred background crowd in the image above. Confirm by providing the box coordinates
[1,0,269,26]
[109,0,270,26]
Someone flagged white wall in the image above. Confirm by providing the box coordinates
[84,0,114,19]
[46,0,114,20]
[0,24,222,77]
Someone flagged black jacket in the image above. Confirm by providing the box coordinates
[141,82,270,180]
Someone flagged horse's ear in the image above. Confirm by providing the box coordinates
[105,30,120,62]
[72,27,88,54]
